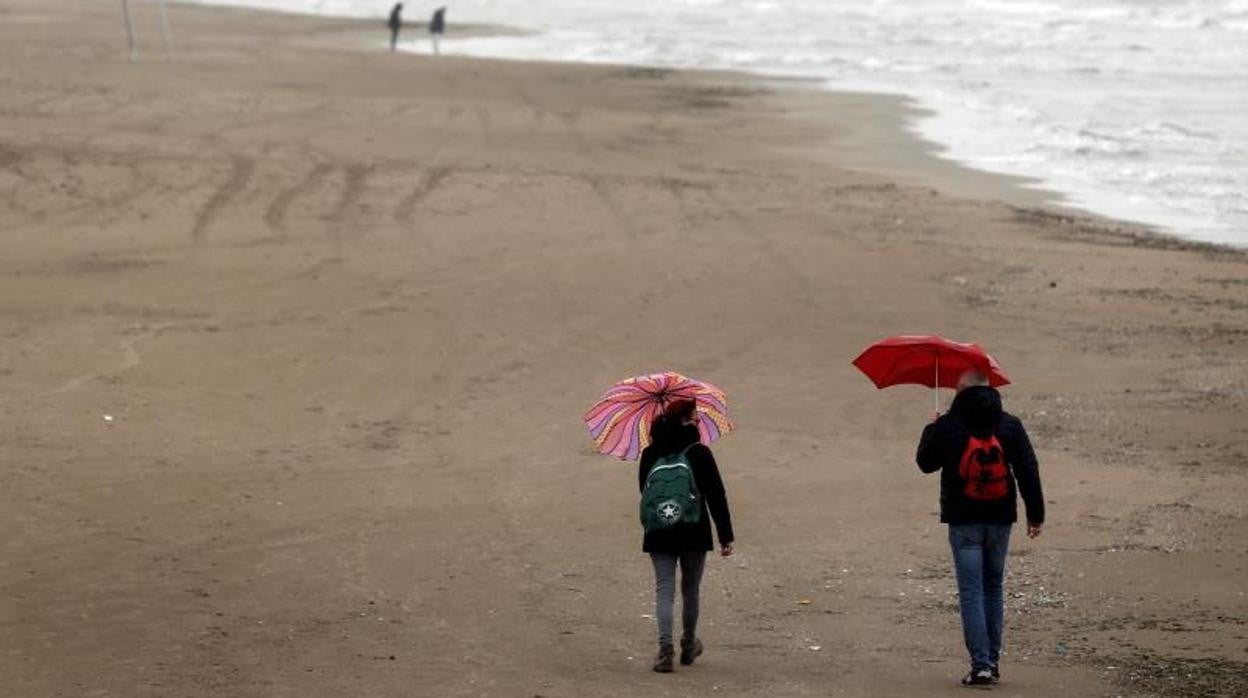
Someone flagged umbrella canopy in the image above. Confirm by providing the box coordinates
[584,371,732,460]
[852,334,1010,390]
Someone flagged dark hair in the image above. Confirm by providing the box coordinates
[663,399,696,423]
[647,399,699,454]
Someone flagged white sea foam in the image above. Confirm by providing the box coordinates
[185,0,1248,246]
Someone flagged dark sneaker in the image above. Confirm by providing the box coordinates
[653,643,674,673]
[990,665,1000,684]
[961,668,994,687]
[679,637,703,666]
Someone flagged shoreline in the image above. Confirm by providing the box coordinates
[190,1,1119,231]
[3,2,1246,697]
[178,0,1242,250]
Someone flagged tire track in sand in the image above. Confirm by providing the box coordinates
[191,155,255,241]
[264,162,332,232]
[555,110,639,239]
[393,165,453,223]
[328,164,370,223]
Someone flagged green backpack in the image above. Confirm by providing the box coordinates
[640,445,702,533]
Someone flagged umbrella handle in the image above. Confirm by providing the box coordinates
[934,355,939,415]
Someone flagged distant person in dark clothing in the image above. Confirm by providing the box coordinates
[429,6,446,55]
[387,3,403,51]
[916,370,1045,687]
[638,400,734,673]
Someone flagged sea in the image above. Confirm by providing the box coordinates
[186,0,1248,247]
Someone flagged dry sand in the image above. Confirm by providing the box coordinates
[1,2,1245,696]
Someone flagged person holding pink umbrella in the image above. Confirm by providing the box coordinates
[638,399,734,673]
[916,368,1045,687]
[585,371,735,672]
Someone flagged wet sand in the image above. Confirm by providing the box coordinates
[1,2,1245,696]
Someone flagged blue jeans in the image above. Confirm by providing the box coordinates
[948,523,1012,670]
[649,551,707,646]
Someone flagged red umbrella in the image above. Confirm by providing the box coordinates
[852,334,1009,411]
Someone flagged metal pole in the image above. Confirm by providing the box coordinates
[934,355,939,415]
[122,0,139,60]
[157,0,174,57]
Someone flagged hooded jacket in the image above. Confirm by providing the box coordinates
[638,420,734,554]
[916,386,1045,525]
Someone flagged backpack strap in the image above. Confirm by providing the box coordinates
[679,443,701,497]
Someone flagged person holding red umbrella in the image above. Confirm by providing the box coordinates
[916,368,1045,687]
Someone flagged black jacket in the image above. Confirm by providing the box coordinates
[638,423,734,554]
[916,386,1045,525]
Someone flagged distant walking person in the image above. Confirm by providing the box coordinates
[429,6,446,55]
[387,3,403,51]
[916,369,1045,687]
[638,400,734,673]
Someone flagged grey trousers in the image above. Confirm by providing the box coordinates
[649,551,707,646]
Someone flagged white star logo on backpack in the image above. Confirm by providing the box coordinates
[660,501,680,522]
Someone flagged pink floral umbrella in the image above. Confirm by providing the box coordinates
[584,371,733,460]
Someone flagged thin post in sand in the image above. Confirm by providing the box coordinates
[121,0,139,60]
[156,0,174,57]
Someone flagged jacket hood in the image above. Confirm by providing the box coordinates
[949,385,1003,438]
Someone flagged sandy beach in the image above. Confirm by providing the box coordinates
[1,2,1245,696]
